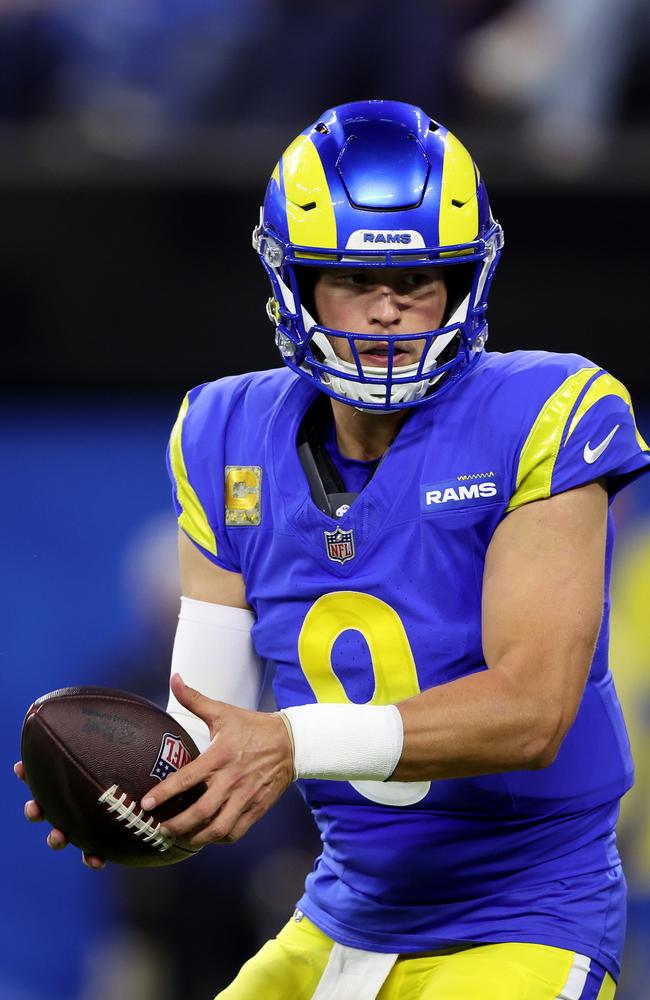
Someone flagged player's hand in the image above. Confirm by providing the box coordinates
[139,673,294,847]
[14,760,106,870]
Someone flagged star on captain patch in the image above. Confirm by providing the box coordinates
[225,466,262,526]
[324,526,355,564]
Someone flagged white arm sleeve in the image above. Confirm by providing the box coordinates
[166,596,263,753]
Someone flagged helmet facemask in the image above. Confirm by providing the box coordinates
[254,226,503,411]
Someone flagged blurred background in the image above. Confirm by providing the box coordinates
[2,0,650,997]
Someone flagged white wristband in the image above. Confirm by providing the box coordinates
[280,703,404,781]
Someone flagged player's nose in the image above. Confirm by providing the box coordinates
[367,287,401,327]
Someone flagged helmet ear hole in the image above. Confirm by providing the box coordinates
[295,267,320,323]
[435,332,461,368]
[442,264,474,325]
[310,338,326,363]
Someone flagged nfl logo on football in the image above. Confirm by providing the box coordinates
[150,732,192,782]
[324,526,355,564]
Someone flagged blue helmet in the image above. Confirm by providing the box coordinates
[253,99,503,411]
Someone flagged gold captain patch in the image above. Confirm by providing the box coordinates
[225,466,262,526]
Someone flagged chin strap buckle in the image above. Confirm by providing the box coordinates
[266,296,281,326]
[275,328,296,358]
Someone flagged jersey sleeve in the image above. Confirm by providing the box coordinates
[166,385,241,573]
[508,366,650,512]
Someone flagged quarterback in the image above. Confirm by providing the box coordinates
[19,101,650,999]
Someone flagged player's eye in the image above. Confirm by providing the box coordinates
[344,272,373,287]
[399,272,435,291]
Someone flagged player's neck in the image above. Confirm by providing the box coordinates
[329,398,408,461]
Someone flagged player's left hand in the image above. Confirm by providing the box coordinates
[140,673,294,847]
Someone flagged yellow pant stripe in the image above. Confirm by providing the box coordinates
[596,972,617,999]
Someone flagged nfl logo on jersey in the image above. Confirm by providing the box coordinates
[324,526,355,564]
[150,733,192,782]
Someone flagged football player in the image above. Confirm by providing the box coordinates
[18,100,650,999]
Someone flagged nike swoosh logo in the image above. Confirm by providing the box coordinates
[583,424,620,464]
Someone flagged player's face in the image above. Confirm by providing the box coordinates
[313,267,448,367]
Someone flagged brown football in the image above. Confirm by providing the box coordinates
[21,686,205,866]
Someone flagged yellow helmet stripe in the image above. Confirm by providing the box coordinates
[169,394,217,555]
[507,367,600,512]
[439,130,479,250]
[565,372,648,451]
[283,135,337,254]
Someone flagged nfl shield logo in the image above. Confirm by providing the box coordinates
[150,732,192,782]
[324,526,355,564]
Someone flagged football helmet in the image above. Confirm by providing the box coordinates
[253,100,503,411]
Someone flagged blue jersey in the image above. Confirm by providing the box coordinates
[167,350,650,979]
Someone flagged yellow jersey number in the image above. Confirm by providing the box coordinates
[297,591,430,806]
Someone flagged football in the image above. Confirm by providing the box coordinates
[21,686,205,866]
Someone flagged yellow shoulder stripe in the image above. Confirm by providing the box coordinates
[565,371,648,451]
[507,367,599,512]
[169,394,217,556]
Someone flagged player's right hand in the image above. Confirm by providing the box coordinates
[14,760,106,869]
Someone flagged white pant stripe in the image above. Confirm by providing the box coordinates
[311,944,398,1000]
[556,952,592,999]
